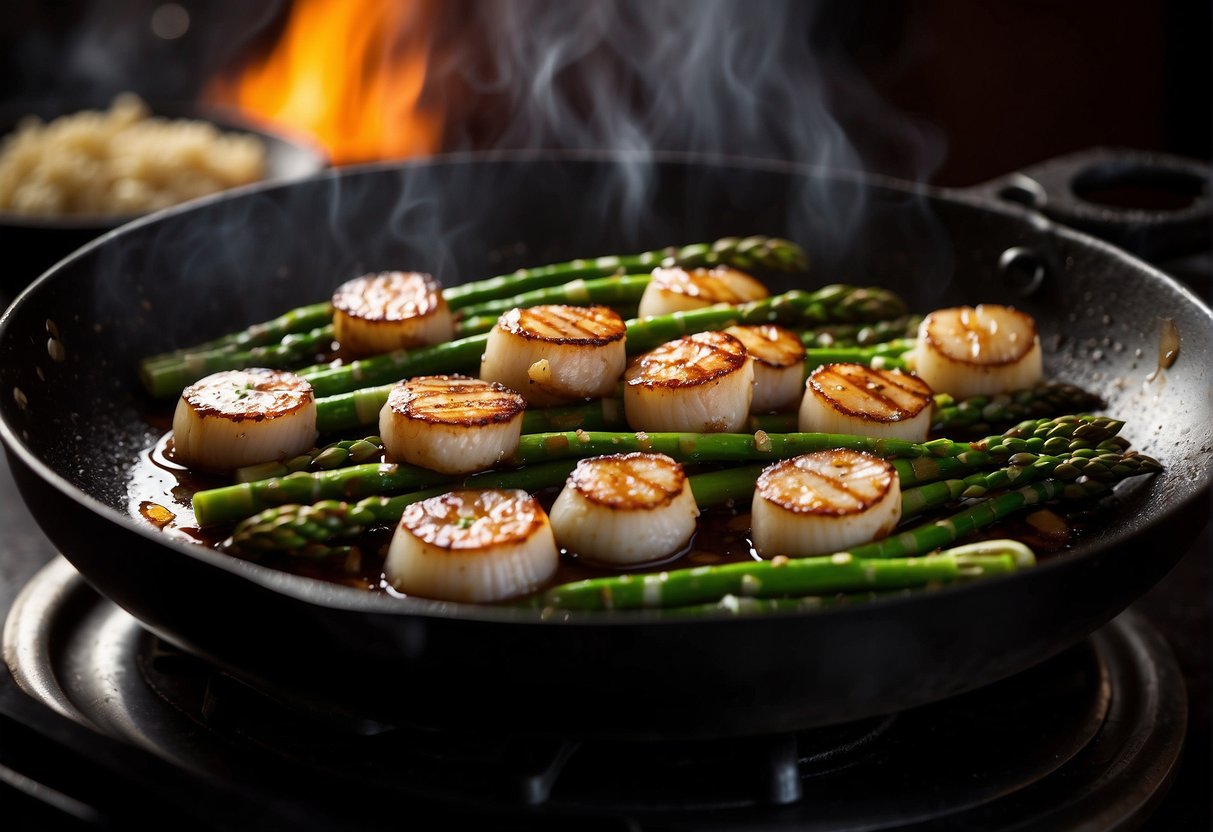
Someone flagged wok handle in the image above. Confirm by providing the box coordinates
[966,147,1211,262]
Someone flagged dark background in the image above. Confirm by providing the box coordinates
[1,0,1209,184]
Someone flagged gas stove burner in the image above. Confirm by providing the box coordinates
[3,557,1188,830]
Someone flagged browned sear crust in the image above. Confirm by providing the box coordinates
[625,331,748,389]
[757,450,896,516]
[399,489,547,550]
[922,305,1037,366]
[568,452,686,509]
[182,368,313,422]
[809,364,933,422]
[723,324,805,368]
[332,271,443,323]
[497,305,625,345]
[387,375,525,426]
[650,266,768,303]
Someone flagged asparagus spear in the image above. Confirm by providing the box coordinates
[666,541,1035,615]
[143,302,334,363]
[442,235,809,309]
[243,402,628,485]
[301,334,488,398]
[202,415,1125,527]
[504,415,1124,468]
[930,382,1104,434]
[140,324,339,399]
[538,479,1116,610]
[307,284,908,417]
[140,236,809,397]
[227,461,770,558]
[221,431,1158,562]
[454,274,652,321]
[234,437,385,483]
[225,460,581,558]
[799,314,923,348]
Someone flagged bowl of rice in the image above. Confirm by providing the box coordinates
[0,93,327,297]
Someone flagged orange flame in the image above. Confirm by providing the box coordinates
[209,0,442,164]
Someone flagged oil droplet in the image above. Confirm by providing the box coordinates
[139,501,176,529]
[1145,318,1180,384]
[1158,318,1180,370]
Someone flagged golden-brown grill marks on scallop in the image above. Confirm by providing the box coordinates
[649,266,769,303]
[182,368,314,421]
[809,364,933,422]
[625,331,748,388]
[723,324,805,368]
[332,271,443,323]
[497,305,625,345]
[388,375,525,426]
[398,489,546,551]
[923,304,1037,366]
[757,451,896,516]
[568,452,687,510]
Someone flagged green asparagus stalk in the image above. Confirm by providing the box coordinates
[225,459,581,558]
[654,541,1035,617]
[194,463,454,528]
[539,545,1034,611]
[226,461,769,559]
[442,235,809,309]
[893,437,1136,488]
[220,434,1156,562]
[798,338,914,372]
[140,324,339,399]
[930,382,1104,434]
[307,284,908,420]
[141,237,808,397]
[799,314,923,348]
[455,274,652,321]
[243,402,629,485]
[749,383,1106,436]
[196,415,1125,527]
[506,415,1124,468]
[537,478,1115,610]
[234,437,385,483]
[143,302,334,363]
[622,285,906,354]
[899,449,1160,516]
[301,334,489,398]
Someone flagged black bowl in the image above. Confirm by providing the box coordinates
[0,100,328,298]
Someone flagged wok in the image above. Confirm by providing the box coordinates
[1,150,1210,740]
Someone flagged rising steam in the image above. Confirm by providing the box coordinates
[432,0,944,247]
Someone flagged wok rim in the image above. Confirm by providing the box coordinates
[2,148,1210,627]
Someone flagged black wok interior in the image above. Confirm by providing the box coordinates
[1,153,1210,739]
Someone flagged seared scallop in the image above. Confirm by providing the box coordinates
[332,271,454,358]
[799,363,934,441]
[910,304,1043,398]
[479,304,626,406]
[636,265,769,318]
[549,452,699,565]
[172,368,317,472]
[379,375,525,475]
[750,450,901,558]
[624,331,754,433]
[723,324,806,412]
[385,489,559,602]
